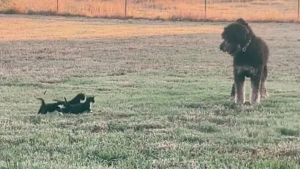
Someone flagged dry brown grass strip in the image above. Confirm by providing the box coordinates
[0,16,221,41]
[0,0,299,22]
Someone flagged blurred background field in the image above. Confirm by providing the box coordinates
[0,0,299,22]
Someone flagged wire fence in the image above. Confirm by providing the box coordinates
[1,0,299,22]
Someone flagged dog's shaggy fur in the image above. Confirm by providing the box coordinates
[63,96,95,114]
[220,18,269,105]
[37,98,63,114]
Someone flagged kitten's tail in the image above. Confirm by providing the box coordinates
[64,97,68,104]
[36,98,45,114]
[37,98,45,106]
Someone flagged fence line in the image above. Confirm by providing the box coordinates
[296,0,299,19]
[57,0,59,14]
[204,0,207,19]
[125,0,127,17]
[3,0,299,22]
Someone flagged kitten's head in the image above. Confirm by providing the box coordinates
[76,93,86,101]
[86,96,95,104]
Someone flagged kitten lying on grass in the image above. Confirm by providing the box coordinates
[63,96,95,114]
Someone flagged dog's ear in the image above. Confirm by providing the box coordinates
[235,25,249,42]
[235,18,248,26]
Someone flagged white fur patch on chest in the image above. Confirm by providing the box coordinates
[235,66,257,75]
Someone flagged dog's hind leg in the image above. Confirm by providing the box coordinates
[260,65,268,98]
[250,71,262,104]
[230,83,236,101]
[250,81,261,104]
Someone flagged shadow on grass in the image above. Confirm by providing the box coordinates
[107,122,165,132]
[182,102,202,109]
[88,150,127,166]
[179,134,206,143]
[188,122,220,133]
[278,127,299,137]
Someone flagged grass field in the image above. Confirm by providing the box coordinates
[0,0,299,22]
[1,14,300,168]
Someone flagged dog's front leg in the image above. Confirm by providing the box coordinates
[234,72,245,105]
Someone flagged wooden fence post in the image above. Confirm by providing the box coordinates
[57,0,59,14]
[125,0,127,17]
[298,0,300,19]
[204,0,207,19]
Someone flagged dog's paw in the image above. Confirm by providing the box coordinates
[228,97,235,102]
[249,101,261,106]
[235,99,246,105]
[260,92,269,99]
[244,101,251,106]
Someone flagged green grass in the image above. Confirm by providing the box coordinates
[1,15,300,168]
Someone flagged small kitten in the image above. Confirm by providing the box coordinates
[63,96,95,114]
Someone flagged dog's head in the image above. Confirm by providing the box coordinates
[220,18,252,55]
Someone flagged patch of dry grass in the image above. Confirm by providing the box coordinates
[0,0,299,22]
[0,15,221,41]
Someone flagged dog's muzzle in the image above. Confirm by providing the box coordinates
[220,40,231,53]
[220,40,241,55]
[220,42,225,51]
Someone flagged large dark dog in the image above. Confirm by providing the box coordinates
[220,18,269,105]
